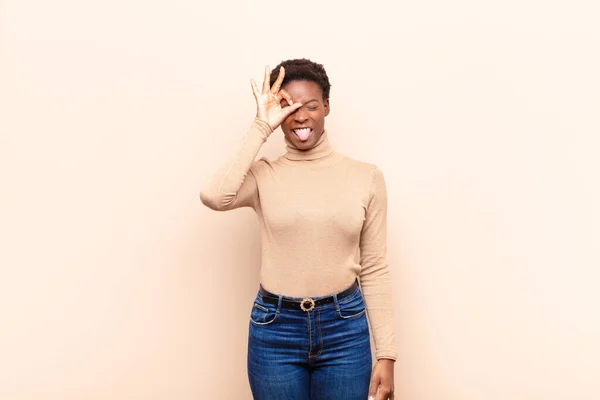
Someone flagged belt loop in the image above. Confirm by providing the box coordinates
[332,292,340,312]
[276,294,282,314]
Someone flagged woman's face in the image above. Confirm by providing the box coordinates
[279,80,330,149]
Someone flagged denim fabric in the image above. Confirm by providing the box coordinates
[247,279,372,399]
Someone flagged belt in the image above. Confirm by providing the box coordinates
[259,279,359,312]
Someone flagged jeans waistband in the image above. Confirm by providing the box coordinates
[258,278,359,312]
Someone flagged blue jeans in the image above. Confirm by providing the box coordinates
[247,279,372,399]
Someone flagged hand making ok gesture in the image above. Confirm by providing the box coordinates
[251,65,303,132]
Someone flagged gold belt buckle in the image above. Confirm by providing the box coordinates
[300,297,315,312]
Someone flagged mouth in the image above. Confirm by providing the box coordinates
[292,127,313,141]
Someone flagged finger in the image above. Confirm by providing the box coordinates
[262,65,271,94]
[378,388,391,400]
[279,88,294,106]
[274,92,285,107]
[270,66,285,94]
[250,79,260,100]
[275,92,285,105]
[283,100,302,113]
[282,102,303,118]
[368,379,379,400]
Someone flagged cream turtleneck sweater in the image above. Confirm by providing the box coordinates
[200,118,397,361]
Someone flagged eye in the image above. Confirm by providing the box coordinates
[308,106,318,111]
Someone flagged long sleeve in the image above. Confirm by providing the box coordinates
[199,118,272,211]
[359,166,398,361]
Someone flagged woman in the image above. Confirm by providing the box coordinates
[200,58,397,400]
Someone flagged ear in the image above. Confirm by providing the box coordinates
[324,98,330,116]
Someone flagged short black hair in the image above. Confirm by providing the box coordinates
[270,58,331,100]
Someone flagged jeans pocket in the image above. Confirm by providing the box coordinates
[336,290,367,319]
[249,296,279,326]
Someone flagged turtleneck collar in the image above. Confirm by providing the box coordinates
[284,129,334,161]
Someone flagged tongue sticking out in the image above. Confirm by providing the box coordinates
[294,128,312,141]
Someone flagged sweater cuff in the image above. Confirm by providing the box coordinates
[252,118,273,139]
[376,351,398,362]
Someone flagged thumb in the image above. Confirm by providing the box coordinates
[282,102,303,118]
[368,377,379,400]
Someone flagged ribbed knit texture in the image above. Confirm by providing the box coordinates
[200,118,398,361]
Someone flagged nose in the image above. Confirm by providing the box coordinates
[294,107,308,123]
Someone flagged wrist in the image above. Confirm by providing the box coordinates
[253,118,274,137]
[255,116,277,132]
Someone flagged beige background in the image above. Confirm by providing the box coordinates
[1,0,599,399]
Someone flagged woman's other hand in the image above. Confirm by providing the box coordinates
[368,359,395,400]
[251,65,303,132]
